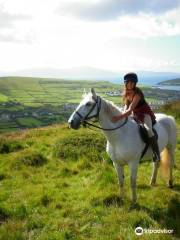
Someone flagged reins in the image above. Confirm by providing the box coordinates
[83,117,128,131]
[75,96,128,131]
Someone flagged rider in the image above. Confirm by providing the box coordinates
[112,72,160,162]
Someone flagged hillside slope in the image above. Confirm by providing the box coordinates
[0,77,121,133]
[0,114,179,239]
[0,76,118,105]
[158,78,180,85]
[161,100,180,120]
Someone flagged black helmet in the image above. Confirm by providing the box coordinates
[124,72,138,84]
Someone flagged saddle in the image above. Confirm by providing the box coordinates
[138,123,158,159]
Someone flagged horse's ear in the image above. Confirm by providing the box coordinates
[82,88,87,98]
[91,88,97,100]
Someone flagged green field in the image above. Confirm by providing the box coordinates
[0,77,124,133]
[0,106,179,239]
[0,76,179,133]
[0,77,121,105]
[158,79,180,85]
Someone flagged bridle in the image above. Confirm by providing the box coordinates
[75,96,128,131]
[75,95,101,123]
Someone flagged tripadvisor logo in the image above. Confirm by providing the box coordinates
[135,227,143,236]
[135,226,174,236]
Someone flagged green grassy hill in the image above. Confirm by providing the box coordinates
[0,108,179,239]
[0,77,120,105]
[1,76,179,133]
[161,101,180,120]
[0,77,123,133]
[158,78,180,85]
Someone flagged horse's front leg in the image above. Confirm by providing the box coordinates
[113,162,124,199]
[129,162,138,203]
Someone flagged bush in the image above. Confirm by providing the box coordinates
[0,207,10,223]
[0,139,24,154]
[41,194,52,207]
[53,133,106,161]
[18,150,48,167]
[0,173,6,181]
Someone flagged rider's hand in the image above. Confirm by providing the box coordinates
[112,115,123,122]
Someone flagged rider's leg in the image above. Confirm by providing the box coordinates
[144,114,160,162]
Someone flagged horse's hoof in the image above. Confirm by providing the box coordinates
[131,198,137,205]
[129,202,139,211]
[167,180,173,188]
[150,182,156,186]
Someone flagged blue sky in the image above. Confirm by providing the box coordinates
[0,0,180,72]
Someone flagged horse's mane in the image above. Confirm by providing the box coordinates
[101,97,123,116]
[83,93,123,116]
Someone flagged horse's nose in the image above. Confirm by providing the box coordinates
[68,119,78,129]
[68,119,73,128]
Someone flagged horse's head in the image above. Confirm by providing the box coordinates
[68,88,100,129]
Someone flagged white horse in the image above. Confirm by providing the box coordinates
[68,88,177,203]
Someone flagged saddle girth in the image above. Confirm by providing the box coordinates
[138,124,158,160]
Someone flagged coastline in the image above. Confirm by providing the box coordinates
[152,85,180,91]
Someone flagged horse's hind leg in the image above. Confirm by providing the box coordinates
[113,162,124,199]
[167,147,174,188]
[150,161,159,186]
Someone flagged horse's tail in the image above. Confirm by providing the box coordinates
[160,115,176,182]
[160,147,171,179]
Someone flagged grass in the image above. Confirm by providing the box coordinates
[1,76,179,133]
[0,118,179,240]
[16,118,42,128]
[0,77,124,132]
[0,75,179,238]
[0,77,121,106]
[161,101,180,120]
[0,94,8,102]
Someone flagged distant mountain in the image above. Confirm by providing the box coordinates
[2,67,120,81]
[136,72,180,86]
[1,67,180,86]
[157,78,180,85]
[0,71,7,76]
[106,71,180,85]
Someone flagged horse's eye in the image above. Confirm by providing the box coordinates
[86,102,92,107]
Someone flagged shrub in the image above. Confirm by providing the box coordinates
[0,139,24,154]
[0,207,10,223]
[41,194,52,207]
[13,205,28,219]
[0,173,6,181]
[18,150,48,167]
[53,133,106,162]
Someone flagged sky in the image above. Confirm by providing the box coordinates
[0,0,180,73]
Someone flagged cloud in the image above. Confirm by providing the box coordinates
[0,4,33,43]
[0,31,36,44]
[0,6,30,28]
[57,0,180,21]
[0,32,18,42]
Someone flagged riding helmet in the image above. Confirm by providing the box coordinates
[124,72,138,84]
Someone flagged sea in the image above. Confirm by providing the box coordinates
[109,77,180,91]
[152,85,180,91]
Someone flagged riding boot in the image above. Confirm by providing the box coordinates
[149,136,161,162]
